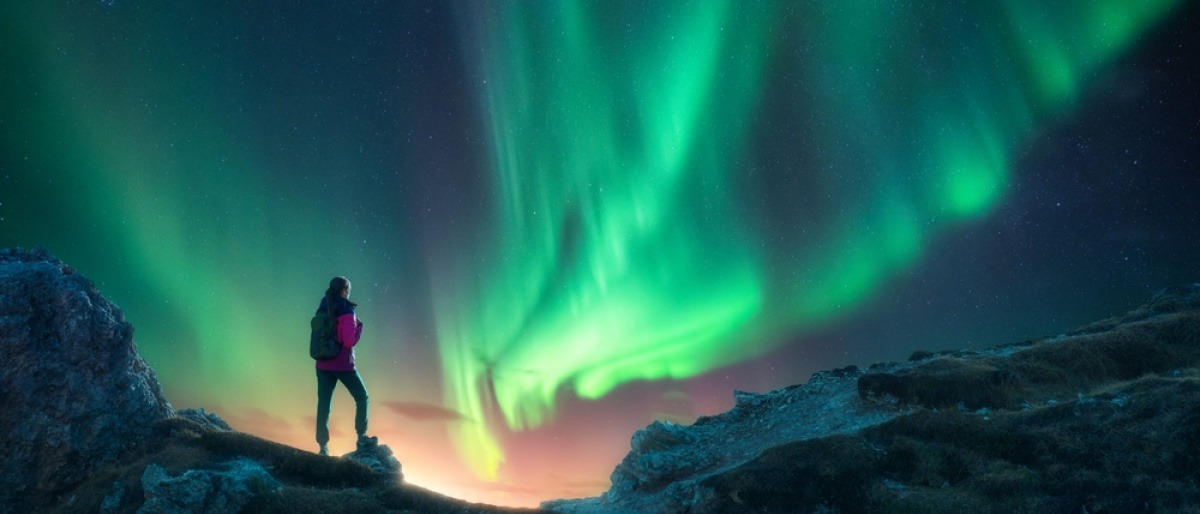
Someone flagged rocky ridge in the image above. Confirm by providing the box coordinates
[6,245,1198,512]
[546,284,1200,513]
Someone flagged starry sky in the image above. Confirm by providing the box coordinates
[2,0,1198,507]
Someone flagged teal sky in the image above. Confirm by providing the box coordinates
[2,0,1197,506]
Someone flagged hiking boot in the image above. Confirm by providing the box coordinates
[357,434,378,450]
[318,444,329,456]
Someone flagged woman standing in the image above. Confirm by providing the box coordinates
[315,276,377,456]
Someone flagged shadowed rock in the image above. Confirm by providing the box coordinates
[0,247,174,511]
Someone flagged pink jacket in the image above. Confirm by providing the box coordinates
[316,302,363,371]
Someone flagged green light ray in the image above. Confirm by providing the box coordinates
[3,0,1183,486]
[439,0,1186,478]
[436,0,772,478]
[2,2,401,410]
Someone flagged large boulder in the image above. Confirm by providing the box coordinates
[0,247,174,510]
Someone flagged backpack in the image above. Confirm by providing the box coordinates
[310,311,341,360]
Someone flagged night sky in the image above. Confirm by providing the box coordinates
[2,0,1198,507]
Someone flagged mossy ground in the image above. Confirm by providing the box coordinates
[702,372,1200,514]
[858,311,1200,410]
[699,308,1200,513]
[49,417,542,514]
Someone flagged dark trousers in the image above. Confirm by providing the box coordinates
[315,369,369,445]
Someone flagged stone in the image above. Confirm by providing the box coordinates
[0,247,174,510]
[138,458,279,514]
[344,443,404,480]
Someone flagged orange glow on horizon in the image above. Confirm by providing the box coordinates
[210,403,615,509]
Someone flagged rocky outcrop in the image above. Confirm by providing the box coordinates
[546,284,1200,513]
[0,247,174,511]
[544,362,907,513]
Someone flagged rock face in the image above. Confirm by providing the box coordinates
[0,247,174,510]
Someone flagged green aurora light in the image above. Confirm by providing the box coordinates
[435,0,1185,478]
[0,2,410,411]
[0,0,1188,486]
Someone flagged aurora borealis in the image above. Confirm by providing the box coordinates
[2,0,1198,507]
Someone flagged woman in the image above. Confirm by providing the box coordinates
[315,276,377,456]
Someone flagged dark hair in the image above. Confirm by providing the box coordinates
[325,276,357,319]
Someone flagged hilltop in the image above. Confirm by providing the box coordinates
[0,247,538,514]
[547,284,1200,513]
